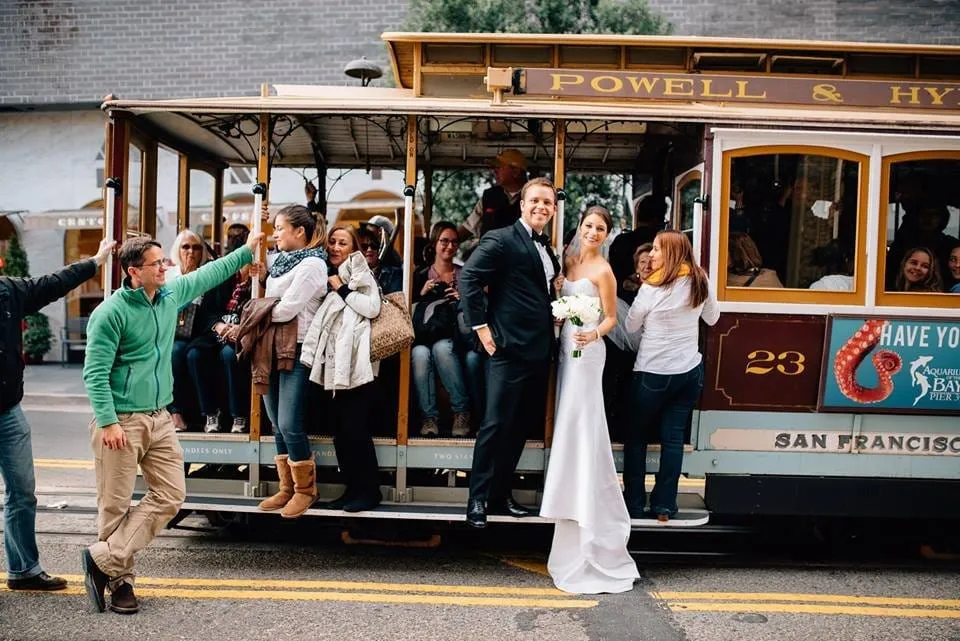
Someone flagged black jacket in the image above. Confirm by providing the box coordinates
[459,220,558,362]
[0,259,98,414]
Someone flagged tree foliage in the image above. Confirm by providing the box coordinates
[404,0,671,35]
[1,232,29,277]
[2,233,53,360]
[406,0,670,237]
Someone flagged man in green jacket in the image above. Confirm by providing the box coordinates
[81,231,261,615]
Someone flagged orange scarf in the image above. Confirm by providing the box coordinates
[646,263,691,287]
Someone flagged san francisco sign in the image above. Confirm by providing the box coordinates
[517,68,960,110]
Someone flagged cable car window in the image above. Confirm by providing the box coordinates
[883,156,960,295]
[725,151,861,294]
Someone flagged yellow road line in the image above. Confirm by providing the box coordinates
[8,585,595,609]
[34,458,94,470]
[655,591,960,608]
[495,557,551,577]
[55,574,566,596]
[667,601,960,619]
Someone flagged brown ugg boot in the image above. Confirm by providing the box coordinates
[281,458,318,519]
[258,455,293,511]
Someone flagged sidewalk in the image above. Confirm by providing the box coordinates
[21,364,89,406]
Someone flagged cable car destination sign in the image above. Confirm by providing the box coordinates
[516,68,960,110]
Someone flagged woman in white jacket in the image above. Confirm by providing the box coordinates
[301,224,383,512]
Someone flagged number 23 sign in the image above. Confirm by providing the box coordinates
[701,314,826,412]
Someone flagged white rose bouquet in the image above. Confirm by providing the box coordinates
[551,294,602,358]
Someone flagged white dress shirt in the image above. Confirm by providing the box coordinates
[624,276,720,375]
[518,218,555,293]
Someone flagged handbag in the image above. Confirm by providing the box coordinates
[175,303,198,340]
[369,291,414,362]
[411,295,458,347]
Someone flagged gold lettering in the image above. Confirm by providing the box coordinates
[925,87,956,105]
[700,79,733,99]
[550,74,585,92]
[889,86,921,105]
[627,76,660,94]
[812,84,843,103]
[735,80,767,100]
[590,75,623,93]
[663,78,694,97]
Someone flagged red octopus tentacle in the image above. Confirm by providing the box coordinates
[832,319,903,404]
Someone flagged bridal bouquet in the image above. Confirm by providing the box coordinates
[551,294,602,358]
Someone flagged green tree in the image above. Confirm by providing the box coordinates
[1,233,54,361]
[406,0,670,236]
[1,232,29,277]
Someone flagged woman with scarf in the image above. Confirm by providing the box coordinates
[623,230,719,522]
[255,205,328,519]
[300,224,383,513]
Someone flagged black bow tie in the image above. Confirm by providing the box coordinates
[532,232,550,248]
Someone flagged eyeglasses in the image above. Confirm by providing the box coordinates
[135,259,166,270]
[181,244,203,251]
[438,238,459,247]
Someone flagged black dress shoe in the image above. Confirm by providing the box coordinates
[6,571,67,591]
[488,496,535,518]
[318,491,354,510]
[466,498,487,528]
[109,583,140,614]
[343,491,381,513]
[80,548,109,613]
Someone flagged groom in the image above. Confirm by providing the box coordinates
[459,177,560,528]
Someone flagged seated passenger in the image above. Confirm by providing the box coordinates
[622,242,654,295]
[210,226,253,433]
[886,202,957,291]
[896,246,943,293]
[301,224,382,513]
[168,229,227,432]
[359,216,403,294]
[726,232,784,288]
[411,222,481,438]
[250,205,328,519]
[947,242,960,293]
[809,240,855,292]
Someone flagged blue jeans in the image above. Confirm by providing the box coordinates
[623,363,703,517]
[262,345,312,462]
[219,343,250,418]
[0,405,42,580]
[411,339,471,418]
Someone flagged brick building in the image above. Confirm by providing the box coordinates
[0,0,958,359]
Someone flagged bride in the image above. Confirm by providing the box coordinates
[540,206,639,594]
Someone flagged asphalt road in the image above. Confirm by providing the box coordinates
[0,408,957,641]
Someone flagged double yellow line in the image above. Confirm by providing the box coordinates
[657,591,960,619]
[40,575,596,609]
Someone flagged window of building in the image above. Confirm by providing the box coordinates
[719,146,867,305]
[878,152,960,306]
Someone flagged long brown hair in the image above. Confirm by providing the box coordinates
[896,246,943,292]
[727,232,764,274]
[654,230,709,307]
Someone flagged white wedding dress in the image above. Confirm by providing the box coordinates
[540,278,639,594]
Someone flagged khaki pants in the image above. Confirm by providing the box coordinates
[89,410,186,587]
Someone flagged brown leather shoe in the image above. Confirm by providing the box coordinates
[109,583,140,614]
[6,571,67,591]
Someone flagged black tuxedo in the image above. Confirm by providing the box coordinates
[459,220,559,505]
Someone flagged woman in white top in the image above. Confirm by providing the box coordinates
[255,205,328,519]
[623,230,719,522]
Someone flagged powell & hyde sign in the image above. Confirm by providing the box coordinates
[517,68,960,111]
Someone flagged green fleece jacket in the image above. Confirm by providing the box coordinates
[83,246,253,428]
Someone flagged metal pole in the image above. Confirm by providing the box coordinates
[250,182,266,299]
[103,177,121,297]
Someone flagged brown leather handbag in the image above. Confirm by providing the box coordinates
[369,291,414,362]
